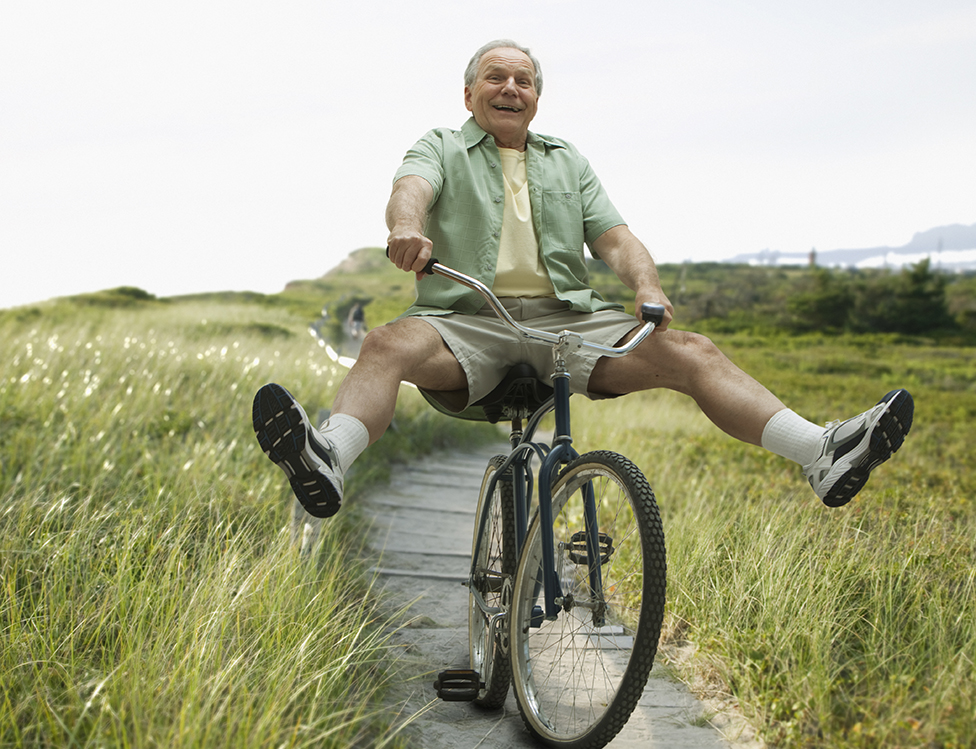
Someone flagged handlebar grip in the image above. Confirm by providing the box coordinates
[640,303,667,326]
[386,247,439,276]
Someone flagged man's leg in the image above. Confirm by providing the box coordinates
[253,318,466,517]
[589,328,785,445]
[589,328,913,506]
[331,318,467,443]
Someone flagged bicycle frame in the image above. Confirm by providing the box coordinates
[424,259,665,627]
[470,366,572,621]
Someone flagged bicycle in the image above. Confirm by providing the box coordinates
[422,260,669,749]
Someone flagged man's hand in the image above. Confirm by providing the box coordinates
[387,229,433,280]
[386,176,435,280]
[635,288,674,331]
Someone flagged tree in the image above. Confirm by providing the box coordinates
[787,268,853,332]
[851,259,954,333]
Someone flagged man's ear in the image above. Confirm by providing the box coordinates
[463,87,473,112]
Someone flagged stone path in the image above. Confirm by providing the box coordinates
[357,443,761,748]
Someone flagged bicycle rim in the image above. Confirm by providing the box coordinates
[510,451,666,748]
[469,455,516,708]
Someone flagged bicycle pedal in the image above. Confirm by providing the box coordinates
[567,531,615,565]
[530,605,544,628]
[433,669,482,702]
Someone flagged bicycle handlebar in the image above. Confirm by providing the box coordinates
[421,258,666,358]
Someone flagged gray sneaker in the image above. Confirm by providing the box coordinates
[803,389,914,507]
[252,383,344,518]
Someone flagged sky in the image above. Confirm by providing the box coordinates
[2,0,975,309]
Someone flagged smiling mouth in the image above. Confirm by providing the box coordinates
[493,105,522,113]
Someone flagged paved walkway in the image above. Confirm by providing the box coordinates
[358,443,760,748]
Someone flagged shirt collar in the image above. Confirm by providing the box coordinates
[460,117,565,151]
[461,117,491,148]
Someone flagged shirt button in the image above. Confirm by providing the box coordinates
[490,162,497,168]
[494,196,502,203]
[565,192,572,198]
[492,231,500,239]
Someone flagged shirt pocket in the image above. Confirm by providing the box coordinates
[541,190,584,249]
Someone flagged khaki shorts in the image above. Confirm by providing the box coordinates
[414,298,640,416]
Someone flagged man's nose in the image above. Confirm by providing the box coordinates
[501,76,519,94]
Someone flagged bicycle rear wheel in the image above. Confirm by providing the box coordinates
[469,455,517,708]
[510,450,666,748]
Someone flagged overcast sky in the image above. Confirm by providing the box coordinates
[3,0,975,309]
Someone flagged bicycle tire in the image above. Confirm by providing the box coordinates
[469,455,517,708]
[510,450,666,748]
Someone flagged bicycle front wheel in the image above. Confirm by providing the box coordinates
[510,451,666,748]
[469,455,516,708]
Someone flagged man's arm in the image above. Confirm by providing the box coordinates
[590,224,674,331]
[386,175,435,278]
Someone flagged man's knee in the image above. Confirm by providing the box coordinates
[592,329,726,395]
[357,319,464,386]
[667,329,723,364]
[649,331,733,386]
[359,319,435,358]
[357,323,402,358]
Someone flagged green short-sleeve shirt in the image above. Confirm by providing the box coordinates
[394,118,626,316]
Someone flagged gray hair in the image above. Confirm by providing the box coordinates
[464,39,543,95]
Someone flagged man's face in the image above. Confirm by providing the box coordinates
[464,47,539,150]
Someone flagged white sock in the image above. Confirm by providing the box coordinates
[318,413,370,472]
[761,409,825,466]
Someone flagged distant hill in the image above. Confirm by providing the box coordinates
[726,223,976,272]
[320,247,391,276]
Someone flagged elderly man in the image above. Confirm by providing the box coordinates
[253,39,913,518]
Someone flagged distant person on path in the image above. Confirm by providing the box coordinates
[252,39,914,518]
[347,303,367,340]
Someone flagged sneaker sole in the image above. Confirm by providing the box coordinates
[252,383,342,518]
[822,389,914,507]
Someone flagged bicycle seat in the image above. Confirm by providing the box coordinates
[420,363,554,424]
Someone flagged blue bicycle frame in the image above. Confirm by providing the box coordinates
[425,259,663,628]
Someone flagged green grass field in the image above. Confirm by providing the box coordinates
[2,264,974,747]
[0,296,485,748]
[571,331,975,748]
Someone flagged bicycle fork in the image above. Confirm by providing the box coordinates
[536,372,608,626]
[466,369,610,626]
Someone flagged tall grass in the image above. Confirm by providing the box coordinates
[573,331,976,748]
[7,292,974,747]
[0,298,484,747]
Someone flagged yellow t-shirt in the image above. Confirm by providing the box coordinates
[492,148,556,298]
